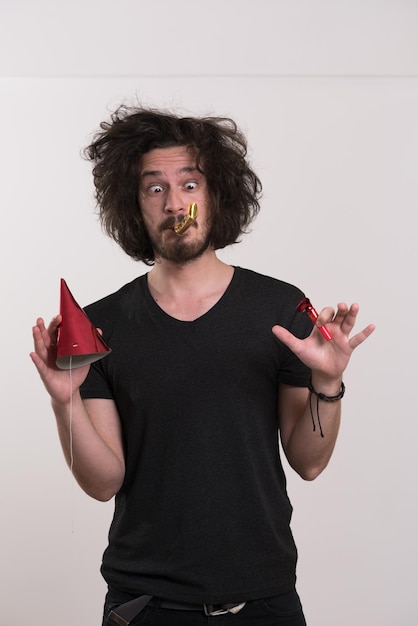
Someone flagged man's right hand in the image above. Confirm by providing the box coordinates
[30,315,90,406]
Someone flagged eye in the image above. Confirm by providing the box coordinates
[184,181,197,191]
[149,184,164,194]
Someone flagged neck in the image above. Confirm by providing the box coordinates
[148,249,227,294]
[147,250,234,321]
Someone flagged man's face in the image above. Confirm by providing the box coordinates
[138,145,212,264]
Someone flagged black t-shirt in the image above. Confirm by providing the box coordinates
[81,267,312,603]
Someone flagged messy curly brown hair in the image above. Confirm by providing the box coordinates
[84,104,262,265]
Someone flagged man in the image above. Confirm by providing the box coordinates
[31,105,374,625]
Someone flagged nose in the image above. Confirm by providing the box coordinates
[164,188,185,214]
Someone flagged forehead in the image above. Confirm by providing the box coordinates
[139,145,199,177]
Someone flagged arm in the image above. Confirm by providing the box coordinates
[278,383,341,480]
[30,316,125,501]
[273,302,375,481]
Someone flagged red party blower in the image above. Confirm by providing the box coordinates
[56,278,111,370]
[296,297,333,341]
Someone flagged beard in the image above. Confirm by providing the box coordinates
[149,218,212,265]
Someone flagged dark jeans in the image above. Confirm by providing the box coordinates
[102,588,307,626]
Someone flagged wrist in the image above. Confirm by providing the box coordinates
[309,373,343,396]
[308,378,345,402]
[307,377,345,438]
[51,389,82,412]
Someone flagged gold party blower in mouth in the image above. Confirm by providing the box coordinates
[174,202,198,235]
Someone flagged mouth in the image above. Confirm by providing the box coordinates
[160,217,177,231]
[160,203,199,235]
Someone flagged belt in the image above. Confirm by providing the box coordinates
[109,594,246,625]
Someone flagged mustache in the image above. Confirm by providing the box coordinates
[159,216,198,232]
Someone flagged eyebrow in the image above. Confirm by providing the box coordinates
[140,166,199,179]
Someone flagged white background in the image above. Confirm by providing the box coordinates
[1,1,417,624]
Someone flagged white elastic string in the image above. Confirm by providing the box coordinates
[69,355,75,532]
[69,355,74,474]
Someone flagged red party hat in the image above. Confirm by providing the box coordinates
[56,278,111,370]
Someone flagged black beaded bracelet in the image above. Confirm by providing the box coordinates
[308,379,345,437]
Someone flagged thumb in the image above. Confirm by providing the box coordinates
[272,325,301,353]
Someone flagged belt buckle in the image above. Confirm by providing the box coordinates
[204,605,229,616]
[204,602,246,616]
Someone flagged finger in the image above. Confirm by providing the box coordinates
[46,314,62,338]
[316,306,335,327]
[349,323,376,350]
[29,350,48,380]
[331,302,349,325]
[339,303,360,335]
[38,314,61,351]
[33,316,60,363]
[36,317,52,350]
[29,347,58,389]
[32,321,50,361]
[272,324,305,354]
